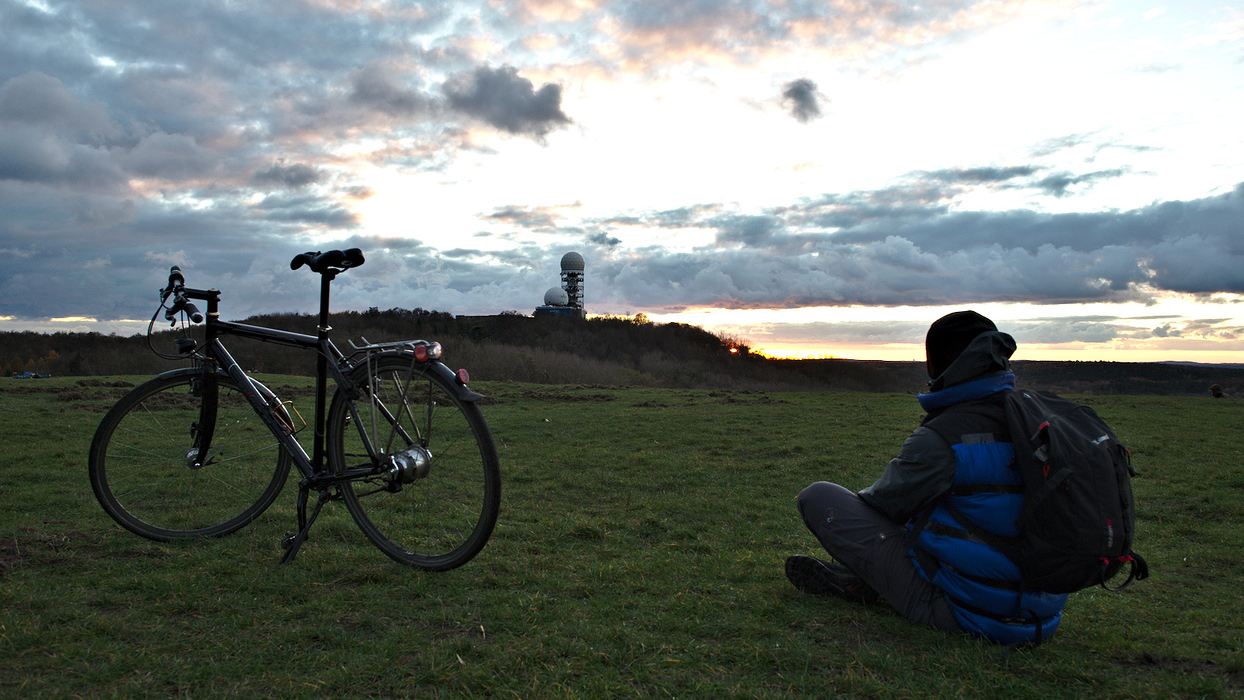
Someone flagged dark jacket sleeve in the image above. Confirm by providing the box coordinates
[857,426,956,523]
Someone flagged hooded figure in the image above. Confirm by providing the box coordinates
[786,311,1068,645]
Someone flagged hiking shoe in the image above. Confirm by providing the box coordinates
[785,555,880,604]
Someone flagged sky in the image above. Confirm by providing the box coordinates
[1,0,1242,363]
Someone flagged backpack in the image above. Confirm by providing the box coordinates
[999,389,1149,594]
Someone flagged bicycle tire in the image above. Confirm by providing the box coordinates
[88,369,292,541]
[327,353,500,570]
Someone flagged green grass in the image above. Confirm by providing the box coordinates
[2,377,1242,698]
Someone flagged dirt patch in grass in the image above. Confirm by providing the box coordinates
[494,389,619,403]
[1114,653,1244,689]
[76,379,136,388]
[0,525,106,575]
[272,384,317,397]
[705,393,789,405]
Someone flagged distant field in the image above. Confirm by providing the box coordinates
[2,376,1242,697]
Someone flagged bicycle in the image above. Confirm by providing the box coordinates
[88,249,501,570]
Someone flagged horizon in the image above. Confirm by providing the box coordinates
[4,304,1242,367]
[2,1,1242,364]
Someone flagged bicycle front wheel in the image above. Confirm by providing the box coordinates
[327,354,500,570]
[88,369,291,540]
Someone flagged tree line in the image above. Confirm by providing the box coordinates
[4,308,1242,396]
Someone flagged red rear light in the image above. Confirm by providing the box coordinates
[456,368,470,385]
[412,342,442,363]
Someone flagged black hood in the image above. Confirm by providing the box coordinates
[927,330,1016,392]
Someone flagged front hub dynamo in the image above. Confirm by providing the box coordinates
[386,446,432,483]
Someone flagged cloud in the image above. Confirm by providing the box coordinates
[588,231,622,246]
[124,132,219,179]
[1,0,1240,344]
[602,0,1024,72]
[0,71,112,135]
[348,62,431,117]
[443,65,571,139]
[252,161,323,189]
[921,166,1040,184]
[1035,168,1130,197]
[780,78,824,123]
[570,181,1244,310]
[484,203,579,230]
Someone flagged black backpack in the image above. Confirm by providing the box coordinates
[915,389,1151,595]
[1000,389,1149,594]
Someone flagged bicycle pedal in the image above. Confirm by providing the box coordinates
[281,531,297,549]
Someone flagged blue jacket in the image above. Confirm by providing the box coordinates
[913,374,1067,645]
[860,331,1068,645]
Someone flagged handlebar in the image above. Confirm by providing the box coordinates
[163,265,203,324]
[290,248,365,274]
[159,249,366,327]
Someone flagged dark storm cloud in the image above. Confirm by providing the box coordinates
[921,166,1040,184]
[588,231,622,247]
[252,161,322,189]
[713,214,784,247]
[462,167,1242,315]
[442,65,571,139]
[781,78,823,123]
[567,181,1244,310]
[1035,168,1129,197]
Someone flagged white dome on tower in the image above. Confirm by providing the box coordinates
[544,287,569,306]
[560,251,585,271]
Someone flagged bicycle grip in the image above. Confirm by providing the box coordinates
[183,301,204,324]
[165,265,186,296]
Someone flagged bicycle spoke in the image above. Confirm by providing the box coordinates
[327,354,499,569]
[89,371,291,540]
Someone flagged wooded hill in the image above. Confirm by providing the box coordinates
[4,308,1242,396]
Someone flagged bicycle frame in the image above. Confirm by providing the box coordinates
[91,249,500,569]
[171,270,479,562]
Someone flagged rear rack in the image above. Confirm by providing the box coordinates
[344,337,443,365]
[348,337,438,353]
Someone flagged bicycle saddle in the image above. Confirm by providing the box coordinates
[290,249,366,274]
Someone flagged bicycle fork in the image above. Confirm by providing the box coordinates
[187,369,219,469]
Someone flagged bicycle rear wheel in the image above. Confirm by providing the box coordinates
[327,353,500,570]
[88,369,291,540]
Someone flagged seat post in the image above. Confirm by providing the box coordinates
[312,270,337,470]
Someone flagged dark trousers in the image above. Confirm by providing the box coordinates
[797,481,960,632]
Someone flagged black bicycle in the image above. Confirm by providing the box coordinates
[88,249,500,570]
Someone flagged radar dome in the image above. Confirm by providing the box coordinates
[544,287,569,306]
[560,251,585,271]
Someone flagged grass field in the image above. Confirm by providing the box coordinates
[2,375,1242,698]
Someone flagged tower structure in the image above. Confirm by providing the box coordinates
[560,251,584,311]
[533,251,586,319]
